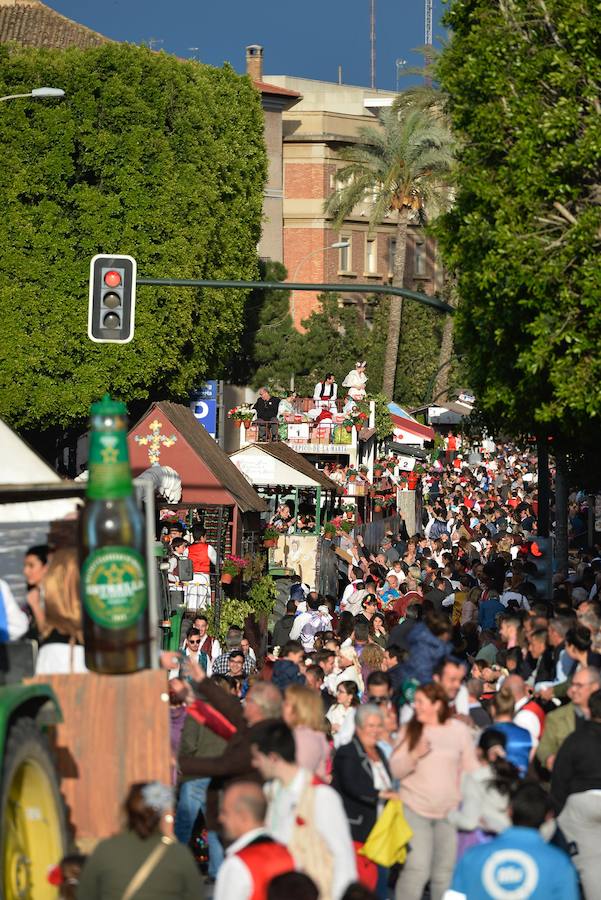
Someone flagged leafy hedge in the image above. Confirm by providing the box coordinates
[0,43,266,428]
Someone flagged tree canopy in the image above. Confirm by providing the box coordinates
[436,0,601,440]
[0,42,266,429]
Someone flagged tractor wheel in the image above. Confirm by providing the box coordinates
[0,717,66,900]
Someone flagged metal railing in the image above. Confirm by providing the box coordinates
[241,398,359,449]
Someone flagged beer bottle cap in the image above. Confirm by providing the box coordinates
[91,393,127,417]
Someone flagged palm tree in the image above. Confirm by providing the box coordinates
[324,106,454,399]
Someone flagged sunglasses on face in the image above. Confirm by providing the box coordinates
[188,639,200,646]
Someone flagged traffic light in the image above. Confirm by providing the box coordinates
[88,254,137,343]
[526,536,553,602]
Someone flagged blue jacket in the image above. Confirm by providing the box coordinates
[451,826,578,899]
[478,597,505,632]
[486,722,532,776]
[399,622,452,685]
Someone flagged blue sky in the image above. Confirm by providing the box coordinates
[49,0,447,90]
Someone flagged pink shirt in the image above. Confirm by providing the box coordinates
[390,718,478,818]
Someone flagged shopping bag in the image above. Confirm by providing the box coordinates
[359,798,413,867]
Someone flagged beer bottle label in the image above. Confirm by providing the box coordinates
[82,546,147,630]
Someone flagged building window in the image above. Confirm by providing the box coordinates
[414,239,427,277]
[365,237,377,274]
[388,237,397,276]
[339,235,351,272]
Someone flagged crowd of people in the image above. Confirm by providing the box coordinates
[41,444,601,897]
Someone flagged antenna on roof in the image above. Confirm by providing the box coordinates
[147,37,163,51]
[370,0,376,89]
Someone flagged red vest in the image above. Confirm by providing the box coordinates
[236,837,295,900]
[522,698,546,736]
[199,634,214,658]
[188,541,211,574]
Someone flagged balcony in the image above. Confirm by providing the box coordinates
[239,398,374,455]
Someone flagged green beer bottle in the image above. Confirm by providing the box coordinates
[80,394,151,674]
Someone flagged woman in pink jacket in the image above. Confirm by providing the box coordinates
[390,682,478,900]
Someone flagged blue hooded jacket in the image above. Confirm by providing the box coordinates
[399,621,452,685]
[271,658,306,693]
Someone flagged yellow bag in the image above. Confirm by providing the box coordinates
[359,799,413,867]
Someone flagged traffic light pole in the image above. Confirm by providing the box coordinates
[135,277,455,315]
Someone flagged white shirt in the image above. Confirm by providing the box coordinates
[289,611,312,641]
[332,706,356,748]
[313,381,338,402]
[169,646,212,680]
[0,579,28,641]
[214,828,272,900]
[500,590,530,611]
[265,769,357,900]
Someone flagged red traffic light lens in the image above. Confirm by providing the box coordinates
[104,270,122,288]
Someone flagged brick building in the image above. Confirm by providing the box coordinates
[245,46,301,264]
[263,70,442,330]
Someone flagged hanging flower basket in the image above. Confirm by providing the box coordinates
[374,466,383,477]
[374,504,383,513]
[233,420,242,428]
[345,425,353,433]
[220,554,248,583]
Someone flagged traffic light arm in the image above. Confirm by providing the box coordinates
[135,277,454,315]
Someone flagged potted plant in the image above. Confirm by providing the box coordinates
[323,522,337,539]
[346,467,358,483]
[262,526,280,548]
[374,459,384,477]
[340,520,353,534]
[220,554,247,584]
[407,470,420,490]
[372,494,385,513]
[228,405,255,427]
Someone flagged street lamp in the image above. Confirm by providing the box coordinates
[0,87,65,102]
[290,240,350,327]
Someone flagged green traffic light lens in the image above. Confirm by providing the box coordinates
[102,311,121,329]
[103,292,121,309]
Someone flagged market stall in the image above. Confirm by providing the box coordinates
[230,442,341,586]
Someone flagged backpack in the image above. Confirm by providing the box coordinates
[288,776,334,900]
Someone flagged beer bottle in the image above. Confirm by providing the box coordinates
[80,394,151,674]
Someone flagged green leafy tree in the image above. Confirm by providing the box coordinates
[0,43,266,430]
[324,106,454,399]
[436,0,601,440]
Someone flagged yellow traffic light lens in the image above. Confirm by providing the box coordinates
[103,292,121,309]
